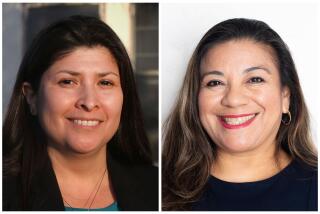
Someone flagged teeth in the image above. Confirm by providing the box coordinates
[223,114,255,125]
[73,120,99,126]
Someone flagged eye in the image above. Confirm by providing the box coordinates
[99,80,113,87]
[248,77,265,83]
[58,79,76,86]
[206,80,224,87]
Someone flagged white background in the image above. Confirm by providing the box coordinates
[160,1,320,146]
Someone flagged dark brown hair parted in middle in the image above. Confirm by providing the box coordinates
[3,15,152,209]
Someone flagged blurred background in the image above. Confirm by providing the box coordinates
[2,3,159,163]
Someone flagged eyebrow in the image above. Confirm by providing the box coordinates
[244,66,271,74]
[201,65,271,79]
[55,70,119,77]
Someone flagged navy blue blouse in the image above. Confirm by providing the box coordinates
[192,160,317,211]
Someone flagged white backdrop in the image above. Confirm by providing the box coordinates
[160,1,319,146]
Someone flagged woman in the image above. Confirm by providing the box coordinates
[162,18,317,211]
[3,15,158,211]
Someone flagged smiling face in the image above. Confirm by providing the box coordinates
[198,39,290,153]
[25,46,123,154]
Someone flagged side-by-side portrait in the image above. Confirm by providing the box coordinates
[2,1,319,212]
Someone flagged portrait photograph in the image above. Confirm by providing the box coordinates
[161,1,319,211]
[2,2,158,211]
[2,0,319,212]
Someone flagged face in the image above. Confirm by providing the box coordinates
[24,46,123,154]
[198,39,290,154]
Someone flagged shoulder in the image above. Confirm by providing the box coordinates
[286,160,317,210]
[3,161,65,211]
[107,152,158,211]
[282,159,317,192]
[3,175,23,211]
[127,163,158,180]
[112,160,158,190]
[107,149,158,183]
[123,163,158,200]
[289,160,317,180]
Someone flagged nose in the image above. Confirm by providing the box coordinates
[221,85,248,107]
[75,85,100,112]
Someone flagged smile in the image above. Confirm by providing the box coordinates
[72,119,100,127]
[219,113,257,129]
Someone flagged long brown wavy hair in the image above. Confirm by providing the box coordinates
[162,18,317,210]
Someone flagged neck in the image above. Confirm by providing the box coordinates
[47,145,107,178]
[212,143,291,183]
[47,145,115,209]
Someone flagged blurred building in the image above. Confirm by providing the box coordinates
[2,3,159,162]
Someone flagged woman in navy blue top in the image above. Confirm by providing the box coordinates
[192,160,317,211]
[162,18,317,211]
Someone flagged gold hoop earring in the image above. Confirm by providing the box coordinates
[282,111,291,125]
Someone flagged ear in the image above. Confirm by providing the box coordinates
[22,82,38,115]
[281,86,290,113]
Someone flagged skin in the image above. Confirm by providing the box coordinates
[23,46,122,208]
[198,39,291,182]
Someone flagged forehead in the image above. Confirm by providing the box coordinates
[46,46,119,76]
[200,39,278,73]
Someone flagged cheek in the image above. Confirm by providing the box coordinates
[198,90,209,122]
[100,90,123,118]
[255,88,282,111]
[38,87,73,120]
[199,89,221,112]
[36,87,75,142]
[43,88,77,114]
[198,90,220,126]
[253,88,283,125]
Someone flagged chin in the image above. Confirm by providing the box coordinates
[218,140,258,153]
[68,140,105,154]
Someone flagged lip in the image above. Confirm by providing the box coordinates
[219,113,258,129]
[67,117,103,122]
[67,118,103,128]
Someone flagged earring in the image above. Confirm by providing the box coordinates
[281,111,291,125]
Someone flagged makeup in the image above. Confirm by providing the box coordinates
[219,113,257,129]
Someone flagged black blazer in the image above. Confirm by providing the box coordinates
[3,149,158,211]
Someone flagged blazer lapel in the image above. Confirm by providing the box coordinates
[30,158,65,210]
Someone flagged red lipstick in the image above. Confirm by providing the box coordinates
[219,113,257,129]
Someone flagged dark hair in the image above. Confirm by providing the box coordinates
[162,18,317,210]
[3,15,152,208]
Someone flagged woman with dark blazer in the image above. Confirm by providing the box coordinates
[4,142,157,211]
[3,15,158,211]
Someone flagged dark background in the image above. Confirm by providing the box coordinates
[2,3,159,163]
